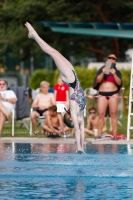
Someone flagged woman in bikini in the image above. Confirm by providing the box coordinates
[25,22,86,153]
[93,54,122,140]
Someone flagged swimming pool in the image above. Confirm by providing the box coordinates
[0,142,133,199]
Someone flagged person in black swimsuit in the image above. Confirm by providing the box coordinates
[25,22,86,153]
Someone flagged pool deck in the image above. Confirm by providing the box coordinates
[0,137,133,144]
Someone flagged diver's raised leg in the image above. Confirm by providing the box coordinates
[25,22,73,79]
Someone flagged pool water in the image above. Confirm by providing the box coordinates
[0,142,133,199]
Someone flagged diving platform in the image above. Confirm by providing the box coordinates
[38,22,133,39]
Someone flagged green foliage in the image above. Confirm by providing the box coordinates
[0,0,133,64]
[29,69,55,89]
[29,67,98,89]
[30,67,130,92]
[121,69,131,112]
[74,66,97,90]
[121,69,130,96]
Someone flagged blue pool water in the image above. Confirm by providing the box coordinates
[0,142,133,199]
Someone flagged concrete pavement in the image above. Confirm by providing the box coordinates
[0,137,132,144]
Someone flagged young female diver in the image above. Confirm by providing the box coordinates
[25,22,86,154]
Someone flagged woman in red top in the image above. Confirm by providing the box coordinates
[93,54,122,140]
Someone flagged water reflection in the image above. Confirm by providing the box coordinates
[127,144,133,155]
[0,143,132,199]
[15,143,31,154]
[31,143,72,154]
[0,143,132,155]
[86,143,128,154]
[0,177,133,199]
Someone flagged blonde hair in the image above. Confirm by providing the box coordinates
[40,81,50,87]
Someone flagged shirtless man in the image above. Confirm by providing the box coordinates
[84,107,99,135]
[31,81,55,134]
[42,105,65,136]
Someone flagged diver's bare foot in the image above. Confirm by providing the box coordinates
[25,22,37,39]
[82,150,86,154]
[76,150,86,154]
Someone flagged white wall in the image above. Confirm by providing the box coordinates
[87,62,131,70]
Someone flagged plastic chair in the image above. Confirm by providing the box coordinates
[11,108,15,136]
[4,108,15,136]
[29,108,45,135]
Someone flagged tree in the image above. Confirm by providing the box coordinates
[0,0,132,66]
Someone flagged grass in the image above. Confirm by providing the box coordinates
[2,120,45,138]
[1,115,133,138]
[102,115,133,138]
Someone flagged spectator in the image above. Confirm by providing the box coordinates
[0,79,17,135]
[42,105,68,136]
[30,81,55,134]
[54,76,69,102]
[84,107,98,135]
[93,54,122,140]
[84,107,106,136]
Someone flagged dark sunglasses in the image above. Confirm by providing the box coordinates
[90,112,96,114]
[0,83,6,85]
[108,56,116,61]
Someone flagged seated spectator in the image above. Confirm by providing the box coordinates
[84,107,106,136]
[30,81,55,134]
[42,105,68,137]
[0,79,17,135]
[84,107,99,135]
